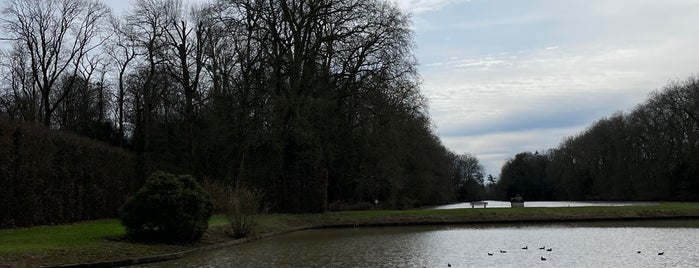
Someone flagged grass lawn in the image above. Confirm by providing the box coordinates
[0,216,229,254]
[1,203,699,267]
[0,220,124,254]
[0,216,229,267]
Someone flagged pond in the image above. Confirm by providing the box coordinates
[147,220,699,267]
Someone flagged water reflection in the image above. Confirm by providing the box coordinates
[148,220,699,268]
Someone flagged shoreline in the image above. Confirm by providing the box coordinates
[3,204,699,267]
[61,215,699,268]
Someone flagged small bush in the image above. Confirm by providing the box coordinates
[219,185,264,238]
[225,187,265,238]
[201,180,265,238]
[120,171,213,243]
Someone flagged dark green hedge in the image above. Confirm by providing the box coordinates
[0,117,138,228]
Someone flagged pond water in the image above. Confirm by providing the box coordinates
[147,220,699,268]
[430,200,658,209]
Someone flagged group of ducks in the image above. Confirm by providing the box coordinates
[445,247,667,266]
[484,245,553,261]
[473,247,664,264]
[446,246,554,267]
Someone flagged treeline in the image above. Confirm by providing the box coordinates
[0,0,457,212]
[495,76,699,201]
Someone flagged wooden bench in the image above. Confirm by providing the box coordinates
[470,201,488,208]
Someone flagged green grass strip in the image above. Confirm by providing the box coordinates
[0,220,123,253]
[2,203,698,255]
[0,216,229,254]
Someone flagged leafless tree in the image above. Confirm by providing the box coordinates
[123,0,178,161]
[106,14,141,141]
[1,0,110,126]
[160,1,208,167]
[0,43,39,121]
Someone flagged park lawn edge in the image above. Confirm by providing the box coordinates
[1,203,699,267]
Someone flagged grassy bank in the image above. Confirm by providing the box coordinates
[2,203,699,267]
[0,216,229,267]
[253,203,699,233]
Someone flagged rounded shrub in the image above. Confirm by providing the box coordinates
[120,171,214,243]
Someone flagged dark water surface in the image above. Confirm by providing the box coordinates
[146,220,699,267]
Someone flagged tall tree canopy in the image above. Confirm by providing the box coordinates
[0,0,463,212]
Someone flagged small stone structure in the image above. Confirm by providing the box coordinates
[510,194,524,208]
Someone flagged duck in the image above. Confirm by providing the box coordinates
[546,248,552,251]
[541,257,547,261]
[447,263,451,267]
[500,250,507,253]
[637,251,641,254]
[522,246,528,250]
[539,246,545,250]
[658,252,664,256]
[487,253,493,256]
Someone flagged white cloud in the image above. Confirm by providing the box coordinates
[423,45,660,133]
[393,0,471,14]
[455,13,545,30]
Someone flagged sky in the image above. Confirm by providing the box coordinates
[104,0,699,176]
[391,0,699,176]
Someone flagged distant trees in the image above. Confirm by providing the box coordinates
[496,151,551,201]
[0,0,460,212]
[452,153,485,201]
[551,76,699,201]
[494,76,699,201]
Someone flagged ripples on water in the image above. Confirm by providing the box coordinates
[149,220,699,268]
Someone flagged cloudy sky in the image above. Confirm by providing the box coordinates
[391,0,699,175]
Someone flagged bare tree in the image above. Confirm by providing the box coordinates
[124,0,176,161]
[1,0,110,126]
[0,43,39,121]
[106,14,141,141]
[160,1,208,169]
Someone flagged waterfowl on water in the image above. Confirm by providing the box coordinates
[522,246,528,250]
[541,257,547,261]
[637,251,641,254]
[539,246,545,250]
[546,248,552,251]
[658,252,664,255]
[487,253,493,256]
[447,263,451,267]
[500,250,507,253]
